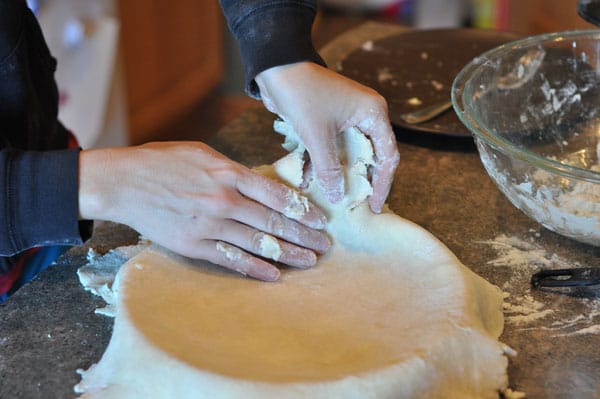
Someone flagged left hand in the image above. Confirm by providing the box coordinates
[255,62,400,213]
[78,142,330,281]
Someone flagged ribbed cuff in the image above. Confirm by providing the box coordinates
[2,148,90,255]
[232,3,326,98]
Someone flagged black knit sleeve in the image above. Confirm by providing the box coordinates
[220,0,326,98]
[0,148,90,256]
[0,0,92,256]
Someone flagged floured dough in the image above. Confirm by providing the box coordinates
[75,122,510,398]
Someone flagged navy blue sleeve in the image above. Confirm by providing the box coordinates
[0,148,89,256]
[220,0,326,98]
[0,0,91,256]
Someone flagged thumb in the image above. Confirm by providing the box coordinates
[301,125,344,204]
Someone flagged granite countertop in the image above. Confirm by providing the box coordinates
[1,22,599,399]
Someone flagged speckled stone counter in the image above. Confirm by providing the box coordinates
[0,223,139,398]
[1,22,599,399]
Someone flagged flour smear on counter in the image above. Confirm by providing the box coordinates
[479,233,600,337]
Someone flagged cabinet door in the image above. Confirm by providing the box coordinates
[508,0,591,35]
[118,0,223,143]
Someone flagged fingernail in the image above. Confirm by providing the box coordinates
[248,262,280,281]
[292,251,318,269]
[319,174,344,204]
[259,266,280,282]
[317,234,332,253]
[370,201,383,214]
[327,187,344,204]
[313,213,328,229]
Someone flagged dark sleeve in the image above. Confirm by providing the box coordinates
[0,148,91,256]
[219,0,326,98]
[0,0,92,256]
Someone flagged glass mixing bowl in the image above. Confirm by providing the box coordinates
[452,30,600,246]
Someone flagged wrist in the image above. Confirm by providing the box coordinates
[78,148,123,222]
[256,62,318,93]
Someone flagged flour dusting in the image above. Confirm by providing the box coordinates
[478,136,600,246]
[514,165,600,245]
[78,240,151,316]
[258,233,282,261]
[283,190,310,219]
[361,40,374,51]
[503,293,554,325]
[431,80,444,91]
[479,233,600,336]
[407,97,422,106]
[554,324,600,337]
[216,242,243,263]
[377,67,394,83]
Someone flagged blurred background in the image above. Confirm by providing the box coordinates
[29,0,595,148]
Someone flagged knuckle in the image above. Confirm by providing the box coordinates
[266,212,285,235]
[389,149,401,166]
[372,91,387,106]
[316,166,343,185]
[214,241,245,268]
[250,231,264,253]
[204,221,226,239]
[207,189,240,216]
[362,90,387,110]
[211,161,244,186]
[219,165,243,185]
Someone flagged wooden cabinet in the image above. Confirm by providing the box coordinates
[507,0,593,35]
[117,0,223,144]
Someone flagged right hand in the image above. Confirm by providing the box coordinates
[78,142,330,281]
[255,62,400,214]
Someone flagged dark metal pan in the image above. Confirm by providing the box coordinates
[338,28,522,137]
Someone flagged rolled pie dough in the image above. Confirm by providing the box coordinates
[75,121,510,398]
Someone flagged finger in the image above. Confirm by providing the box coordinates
[357,116,400,213]
[231,197,330,253]
[197,240,280,281]
[301,128,345,204]
[212,220,318,269]
[237,171,327,229]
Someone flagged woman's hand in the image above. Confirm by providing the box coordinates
[78,142,330,281]
[255,62,400,213]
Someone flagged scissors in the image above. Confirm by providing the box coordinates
[531,268,600,288]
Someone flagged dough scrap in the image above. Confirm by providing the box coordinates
[75,123,510,398]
